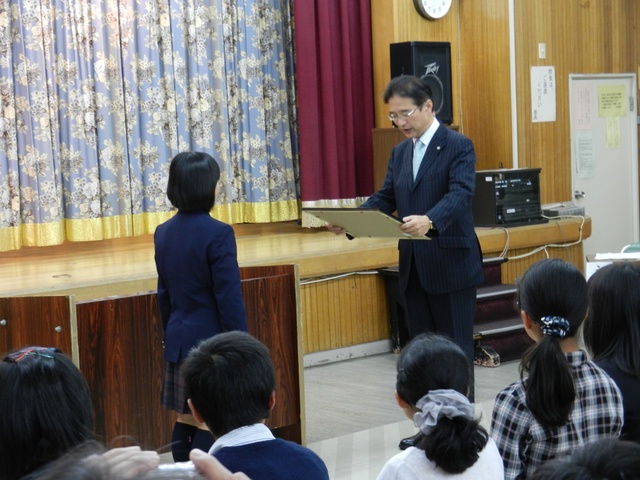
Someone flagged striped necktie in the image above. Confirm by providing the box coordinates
[413,139,426,180]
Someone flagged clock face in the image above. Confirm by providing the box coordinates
[414,0,452,20]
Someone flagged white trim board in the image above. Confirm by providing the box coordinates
[303,340,393,368]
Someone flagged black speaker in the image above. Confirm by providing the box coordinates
[390,41,453,125]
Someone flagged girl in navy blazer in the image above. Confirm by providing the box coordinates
[154,152,248,461]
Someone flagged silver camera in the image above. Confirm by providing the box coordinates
[140,461,205,479]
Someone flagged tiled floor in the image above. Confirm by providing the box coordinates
[304,353,521,480]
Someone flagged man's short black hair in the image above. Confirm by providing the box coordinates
[166,151,220,212]
[384,75,433,105]
[182,331,276,438]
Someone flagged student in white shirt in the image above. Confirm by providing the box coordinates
[377,333,503,480]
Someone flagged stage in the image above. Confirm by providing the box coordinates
[0,217,590,355]
[0,221,398,300]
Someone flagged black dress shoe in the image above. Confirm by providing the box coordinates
[398,432,422,450]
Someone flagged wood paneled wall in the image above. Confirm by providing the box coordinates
[513,1,639,203]
[459,1,512,170]
[301,274,389,353]
[370,0,640,204]
[498,245,586,287]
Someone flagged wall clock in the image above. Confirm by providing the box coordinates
[413,0,452,20]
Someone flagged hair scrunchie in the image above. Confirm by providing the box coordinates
[413,389,474,436]
[540,316,570,338]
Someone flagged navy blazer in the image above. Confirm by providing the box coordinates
[154,211,248,363]
[363,124,483,294]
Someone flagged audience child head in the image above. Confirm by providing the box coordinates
[583,262,640,377]
[377,333,503,478]
[182,331,276,439]
[582,261,640,442]
[0,346,94,480]
[167,151,221,212]
[181,331,329,480]
[514,257,587,428]
[530,438,640,480]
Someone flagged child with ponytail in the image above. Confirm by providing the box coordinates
[491,258,623,479]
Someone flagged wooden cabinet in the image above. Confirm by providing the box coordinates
[76,293,171,449]
[0,264,303,450]
[240,266,302,441]
[0,296,74,356]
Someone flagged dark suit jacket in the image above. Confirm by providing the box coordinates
[154,211,248,363]
[362,124,483,294]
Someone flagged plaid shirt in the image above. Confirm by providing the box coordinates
[490,350,623,480]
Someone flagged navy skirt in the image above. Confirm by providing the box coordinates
[162,361,190,414]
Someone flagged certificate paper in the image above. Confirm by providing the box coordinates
[303,208,430,240]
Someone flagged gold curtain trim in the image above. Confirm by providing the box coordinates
[212,200,300,224]
[64,212,176,242]
[0,223,66,252]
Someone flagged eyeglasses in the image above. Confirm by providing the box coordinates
[388,106,420,122]
[4,346,56,363]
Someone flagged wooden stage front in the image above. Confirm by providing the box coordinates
[0,217,590,356]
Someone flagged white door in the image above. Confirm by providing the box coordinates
[569,73,639,257]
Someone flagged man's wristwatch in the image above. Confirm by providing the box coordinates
[427,219,438,238]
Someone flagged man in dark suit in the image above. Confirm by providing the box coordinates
[329,75,483,448]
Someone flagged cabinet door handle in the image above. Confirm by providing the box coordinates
[54,326,62,333]
[0,319,6,326]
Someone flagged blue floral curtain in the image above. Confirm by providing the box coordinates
[0,0,299,252]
